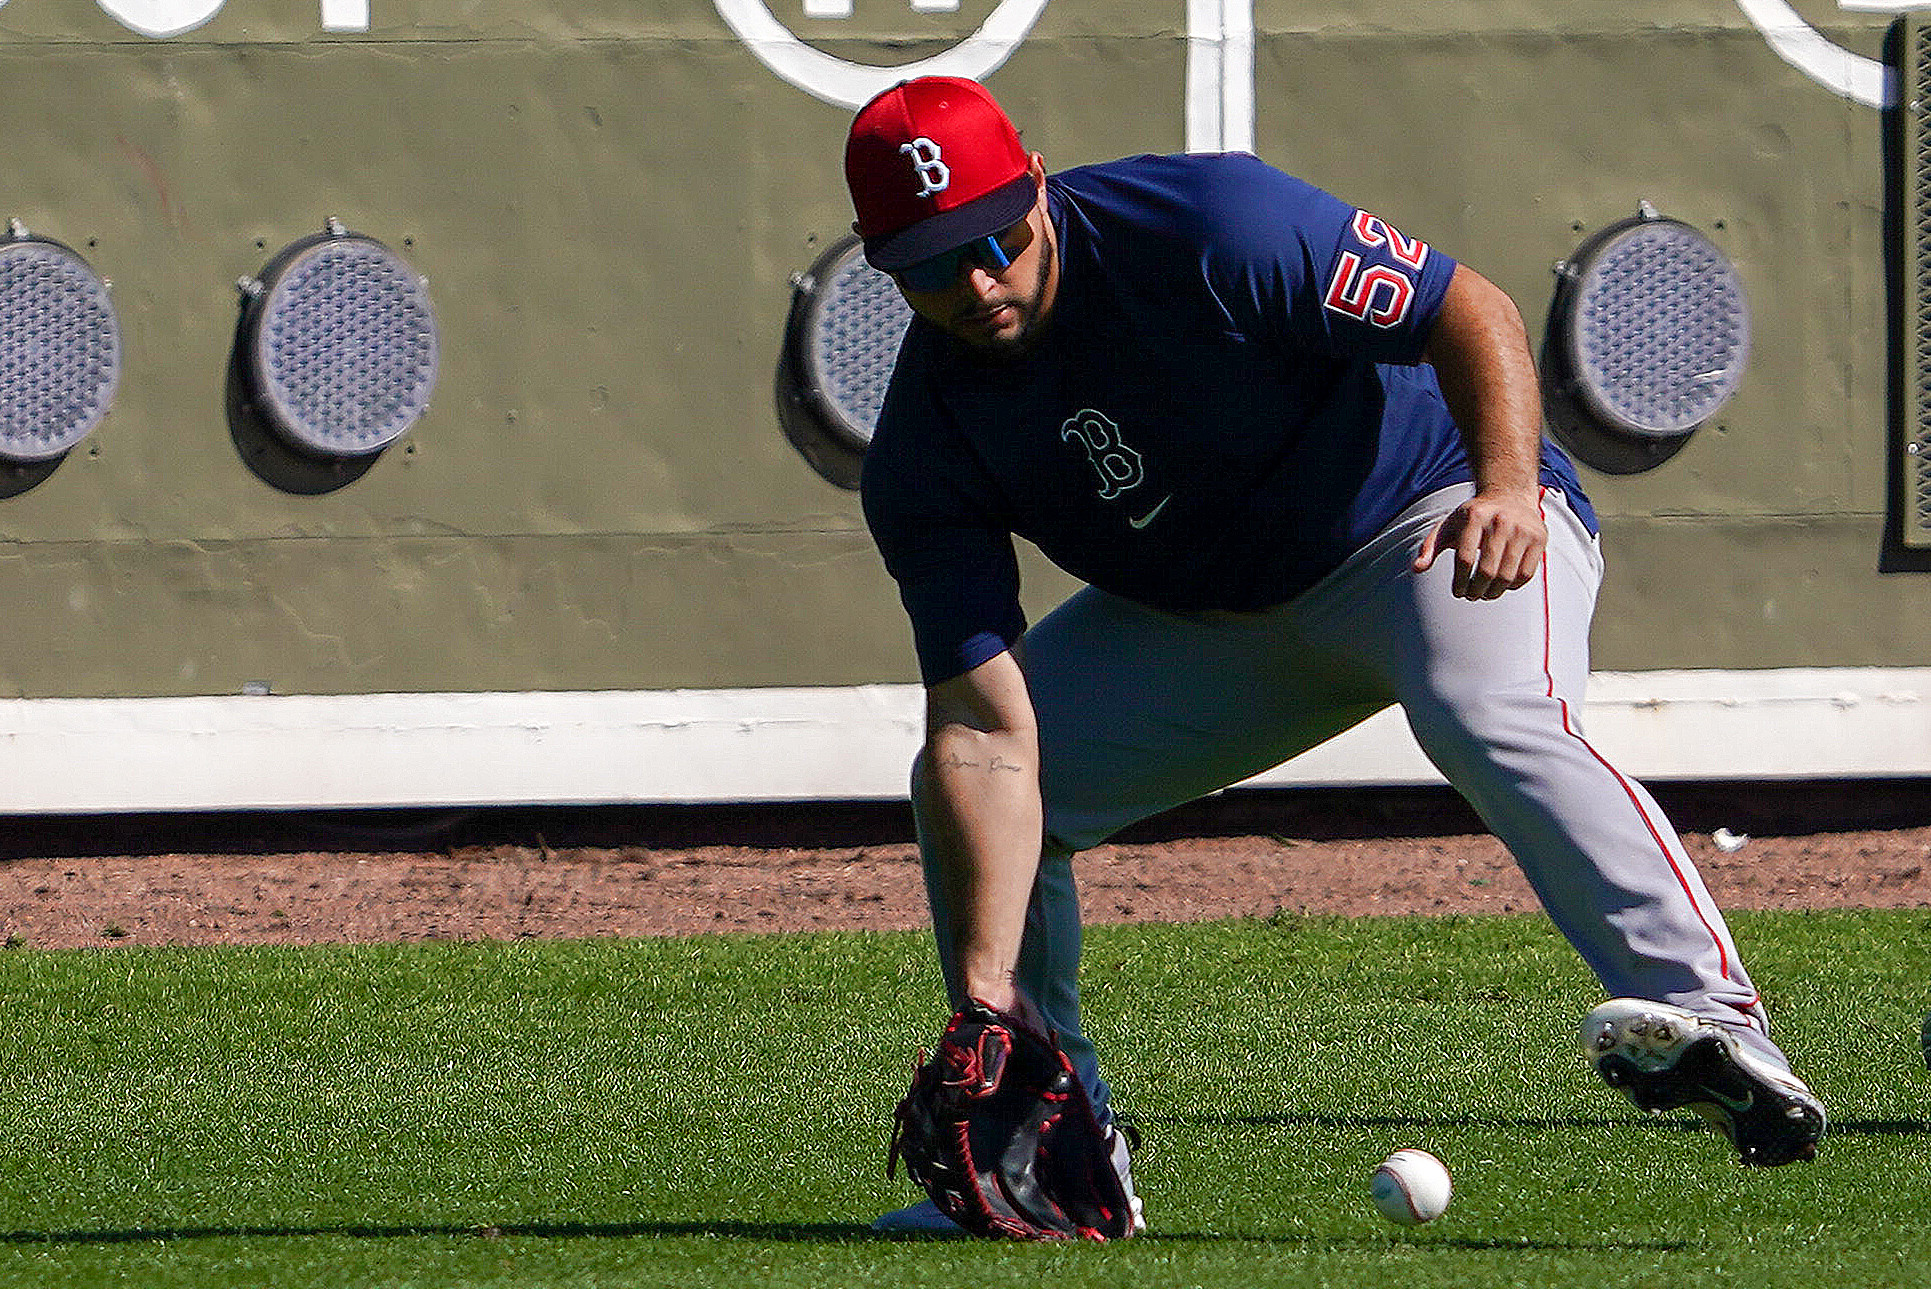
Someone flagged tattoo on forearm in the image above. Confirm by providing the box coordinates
[936,752,1027,774]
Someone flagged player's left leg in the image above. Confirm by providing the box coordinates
[1379,489,1770,1040]
[1352,485,1823,1162]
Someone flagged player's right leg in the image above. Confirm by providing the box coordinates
[1015,586,1385,1102]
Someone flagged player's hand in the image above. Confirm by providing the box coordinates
[1413,491,1547,601]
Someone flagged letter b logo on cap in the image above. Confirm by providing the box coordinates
[900,138,950,197]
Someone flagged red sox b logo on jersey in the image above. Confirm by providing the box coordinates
[1060,409,1144,500]
[1323,210,1429,329]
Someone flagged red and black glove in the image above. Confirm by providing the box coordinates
[886,999,1134,1241]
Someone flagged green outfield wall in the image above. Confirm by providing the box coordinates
[0,1,1923,805]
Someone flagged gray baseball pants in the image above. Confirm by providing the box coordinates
[914,484,1786,1121]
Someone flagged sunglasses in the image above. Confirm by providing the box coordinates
[894,217,1035,293]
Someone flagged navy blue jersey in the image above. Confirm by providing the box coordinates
[862,152,1596,684]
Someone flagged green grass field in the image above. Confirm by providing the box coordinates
[0,908,1925,1288]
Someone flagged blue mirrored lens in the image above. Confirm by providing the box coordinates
[897,231,1015,292]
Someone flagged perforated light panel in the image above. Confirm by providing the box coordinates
[799,240,913,449]
[1561,218,1750,440]
[248,234,438,456]
[0,236,120,462]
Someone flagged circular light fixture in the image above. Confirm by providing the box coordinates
[787,235,913,452]
[239,219,438,458]
[0,222,121,463]
[1545,208,1749,473]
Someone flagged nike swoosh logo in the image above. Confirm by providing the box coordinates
[1128,495,1172,529]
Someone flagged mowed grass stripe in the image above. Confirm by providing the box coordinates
[0,910,1923,1288]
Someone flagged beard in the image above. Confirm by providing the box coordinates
[949,224,1056,358]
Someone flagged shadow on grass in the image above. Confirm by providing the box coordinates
[1142,1232,1694,1252]
[0,1219,878,1248]
[1830,1118,1931,1136]
[1142,1112,1931,1137]
[0,1218,1688,1253]
[1146,1111,1690,1132]
[870,1229,1698,1252]
[5,1116,1921,1252]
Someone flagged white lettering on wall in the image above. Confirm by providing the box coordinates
[77,0,369,38]
[712,0,1048,109]
[1733,0,1893,107]
[95,0,225,37]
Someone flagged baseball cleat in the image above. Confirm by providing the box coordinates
[874,1122,1146,1235]
[1581,998,1826,1167]
[871,1197,969,1234]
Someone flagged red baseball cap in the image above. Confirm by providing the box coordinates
[844,77,1037,272]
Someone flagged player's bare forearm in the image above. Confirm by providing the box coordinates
[1416,263,1549,600]
[917,650,1045,1017]
[1424,266,1541,496]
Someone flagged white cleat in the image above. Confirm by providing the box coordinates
[1581,998,1826,1167]
[871,1197,966,1234]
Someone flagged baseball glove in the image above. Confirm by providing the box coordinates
[885,999,1135,1241]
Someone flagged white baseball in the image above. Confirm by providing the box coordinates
[1370,1148,1452,1225]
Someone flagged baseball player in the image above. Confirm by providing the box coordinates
[842,77,1825,1232]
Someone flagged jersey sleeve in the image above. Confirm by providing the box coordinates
[860,366,1028,687]
[1202,156,1458,367]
